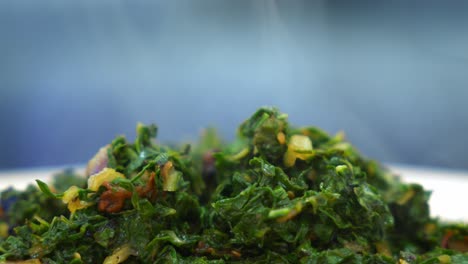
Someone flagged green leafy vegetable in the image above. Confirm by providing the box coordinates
[0,107,467,263]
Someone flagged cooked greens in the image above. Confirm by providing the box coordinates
[0,107,467,263]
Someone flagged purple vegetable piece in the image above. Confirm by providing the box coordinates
[86,145,110,176]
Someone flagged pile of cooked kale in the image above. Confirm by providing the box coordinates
[0,107,466,263]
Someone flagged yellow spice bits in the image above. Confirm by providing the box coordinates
[283,135,314,167]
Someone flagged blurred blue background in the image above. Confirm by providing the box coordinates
[1,1,468,170]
